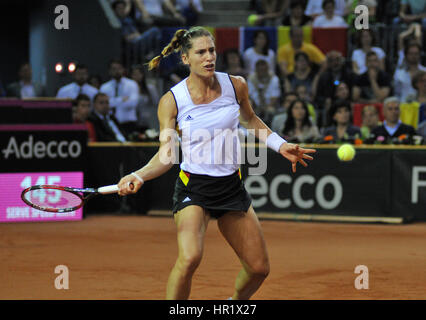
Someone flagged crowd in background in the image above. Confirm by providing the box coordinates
[1,0,426,145]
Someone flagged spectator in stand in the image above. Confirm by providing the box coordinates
[351,29,386,75]
[352,51,392,103]
[281,0,312,27]
[394,43,426,102]
[251,0,290,26]
[222,49,248,79]
[88,92,128,142]
[88,75,103,90]
[370,97,416,142]
[411,70,426,104]
[100,59,139,135]
[6,62,46,98]
[174,0,203,26]
[130,64,160,131]
[314,51,354,124]
[270,91,298,133]
[321,99,361,143]
[417,102,426,139]
[277,26,326,76]
[312,0,348,28]
[281,98,321,143]
[247,59,281,125]
[132,0,186,27]
[360,104,381,140]
[56,64,98,100]
[243,30,276,75]
[113,0,161,60]
[397,22,422,68]
[394,0,426,27]
[72,94,97,142]
[284,51,319,101]
[304,0,348,20]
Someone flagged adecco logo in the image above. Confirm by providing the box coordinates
[245,174,343,210]
[1,135,82,159]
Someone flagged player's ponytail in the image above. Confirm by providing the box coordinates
[147,27,214,71]
[148,29,187,70]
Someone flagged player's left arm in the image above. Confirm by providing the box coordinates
[230,75,316,172]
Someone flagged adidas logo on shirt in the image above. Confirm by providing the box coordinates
[185,115,194,121]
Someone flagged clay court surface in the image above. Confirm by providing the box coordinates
[1,215,425,300]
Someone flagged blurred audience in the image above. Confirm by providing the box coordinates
[132,0,186,27]
[174,0,203,26]
[88,92,128,142]
[270,91,298,133]
[411,70,426,104]
[394,43,426,102]
[56,64,98,100]
[222,49,248,79]
[417,105,426,138]
[394,0,426,27]
[113,0,161,60]
[314,51,354,114]
[281,0,312,27]
[397,22,422,68]
[88,75,103,90]
[6,62,46,98]
[370,97,416,144]
[100,59,139,135]
[352,51,392,103]
[284,52,318,101]
[321,99,361,143]
[277,26,326,76]
[304,0,348,20]
[247,59,281,126]
[72,94,96,142]
[312,0,348,28]
[281,98,321,143]
[360,104,381,140]
[351,29,386,75]
[251,0,290,26]
[130,64,160,132]
[243,30,276,75]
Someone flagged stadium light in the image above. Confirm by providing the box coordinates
[55,62,64,73]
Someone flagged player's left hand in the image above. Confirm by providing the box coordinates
[279,143,316,173]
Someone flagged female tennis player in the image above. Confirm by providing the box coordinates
[117,27,316,300]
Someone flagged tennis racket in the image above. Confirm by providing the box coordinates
[21,184,121,213]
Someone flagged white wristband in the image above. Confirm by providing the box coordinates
[131,172,144,184]
[266,132,287,153]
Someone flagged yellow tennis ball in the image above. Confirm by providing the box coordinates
[337,144,355,161]
[247,14,258,26]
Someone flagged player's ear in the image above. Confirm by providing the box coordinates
[181,53,189,66]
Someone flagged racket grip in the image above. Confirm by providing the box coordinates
[98,185,119,194]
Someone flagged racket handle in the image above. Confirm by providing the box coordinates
[98,185,119,194]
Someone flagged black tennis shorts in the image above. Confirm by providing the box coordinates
[172,168,252,219]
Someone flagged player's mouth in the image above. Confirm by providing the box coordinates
[204,64,215,71]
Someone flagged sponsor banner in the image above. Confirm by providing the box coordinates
[242,147,393,217]
[392,150,426,222]
[0,172,83,223]
[0,125,87,172]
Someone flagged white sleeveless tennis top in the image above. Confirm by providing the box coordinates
[170,72,241,177]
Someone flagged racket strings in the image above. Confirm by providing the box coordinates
[23,188,82,210]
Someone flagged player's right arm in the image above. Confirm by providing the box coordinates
[117,91,177,195]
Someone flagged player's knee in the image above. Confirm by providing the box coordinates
[178,252,202,274]
[249,260,270,279]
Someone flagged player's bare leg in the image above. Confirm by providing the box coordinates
[217,205,270,300]
[166,205,210,300]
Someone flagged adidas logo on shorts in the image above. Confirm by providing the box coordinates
[183,197,191,202]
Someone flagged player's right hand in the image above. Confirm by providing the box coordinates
[117,173,144,196]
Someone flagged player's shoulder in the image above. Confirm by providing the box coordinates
[158,90,177,114]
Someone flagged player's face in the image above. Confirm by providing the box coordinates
[183,36,216,77]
